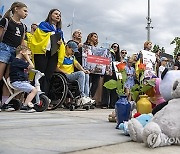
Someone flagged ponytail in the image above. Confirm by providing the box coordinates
[3,9,11,19]
[3,2,27,19]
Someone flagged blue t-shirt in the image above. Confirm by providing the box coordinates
[10,58,29,83]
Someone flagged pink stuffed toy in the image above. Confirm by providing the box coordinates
[149,78,165,106]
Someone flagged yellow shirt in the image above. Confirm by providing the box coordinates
[57,46,79,74]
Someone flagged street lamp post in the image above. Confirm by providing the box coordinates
[146,0,153,41]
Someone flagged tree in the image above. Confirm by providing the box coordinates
[170,37,180,56]
[152,44,165,53]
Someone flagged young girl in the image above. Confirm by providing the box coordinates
[125,58,135,102]
[0,2,28,110]
[30,9,64,96]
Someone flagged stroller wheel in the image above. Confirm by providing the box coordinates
[69,105,75,111]
[33,94,49,112]
[84,105,90,110]
[90,105,95,109]
[9,99,22,110]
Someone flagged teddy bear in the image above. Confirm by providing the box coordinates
[128,70,180,148]
[119,113,153,136]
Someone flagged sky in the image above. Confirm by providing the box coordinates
[1,0,180,55]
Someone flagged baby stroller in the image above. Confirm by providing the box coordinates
[2,69,49,112]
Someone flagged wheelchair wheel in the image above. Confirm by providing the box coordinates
[48,73,68,110]
[8,98,22,110]
[33,94,49,112]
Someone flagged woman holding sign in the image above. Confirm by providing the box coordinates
[83,32,100,102]
[30,9,64,95]
[101,43,120,108]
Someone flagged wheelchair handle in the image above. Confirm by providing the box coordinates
[30,69,45,76]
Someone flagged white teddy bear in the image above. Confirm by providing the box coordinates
[128,70,180,148]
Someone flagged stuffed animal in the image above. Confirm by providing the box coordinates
[160,70,180,101]
[149,78,166,106]
[128,70,180,148]
[119,113,153,136]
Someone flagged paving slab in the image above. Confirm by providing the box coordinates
[0,109,179,154]
[0,109,129,154]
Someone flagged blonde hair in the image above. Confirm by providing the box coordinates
[144,41,152,50]
[16,45,29,55]
[4,2,27,19]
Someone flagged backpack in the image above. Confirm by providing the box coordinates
[0,18,8,42]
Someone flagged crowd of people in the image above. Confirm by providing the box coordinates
[0,2,179,112]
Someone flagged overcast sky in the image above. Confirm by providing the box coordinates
[1,0,180,55]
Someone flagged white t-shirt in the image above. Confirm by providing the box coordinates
[158,65,165,78]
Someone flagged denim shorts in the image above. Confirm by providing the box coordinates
[11,81,35,93]
[0,42,16,64]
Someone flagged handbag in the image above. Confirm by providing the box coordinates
[0,18,8,42]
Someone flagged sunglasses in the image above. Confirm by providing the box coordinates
[113,46,118,48]
[121,52,127,54]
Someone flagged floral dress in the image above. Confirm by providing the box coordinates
[124,66,135,89]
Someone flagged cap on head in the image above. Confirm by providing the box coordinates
[160,57,168,62]
[67,41,79,53]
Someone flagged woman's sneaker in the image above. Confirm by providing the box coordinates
[1,103,15,112]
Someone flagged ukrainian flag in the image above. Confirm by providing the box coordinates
[0,5,4,18]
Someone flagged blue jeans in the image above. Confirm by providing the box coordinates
[0,42,16,64]
[65,71,89,97]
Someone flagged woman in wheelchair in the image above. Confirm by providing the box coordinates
[56,40,95,105]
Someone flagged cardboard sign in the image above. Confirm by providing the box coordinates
[82,45,112,75]
[141,50,156,71]
[113,61,122,79]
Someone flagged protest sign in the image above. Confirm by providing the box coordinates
[82,45,112,75]
[141,50,156,71]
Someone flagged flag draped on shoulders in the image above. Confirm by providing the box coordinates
[30,21,64,54]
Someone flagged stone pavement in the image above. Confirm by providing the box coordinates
[0,109,179,154]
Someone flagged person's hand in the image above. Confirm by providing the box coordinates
[83,69,90,74]
[78,43,83,48]
[22,52,30,60]
[57,39,63,45]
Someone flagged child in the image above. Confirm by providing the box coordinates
[56,40,94,105]
[0,2,28,110]
[125,58,135,102]
[158,57,168,79]
[9,45,38,113]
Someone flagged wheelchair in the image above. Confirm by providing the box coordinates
[48,72,94,111]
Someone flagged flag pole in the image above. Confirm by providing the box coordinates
[70,9,75,39]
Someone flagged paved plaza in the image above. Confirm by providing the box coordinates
[0,109,179,154]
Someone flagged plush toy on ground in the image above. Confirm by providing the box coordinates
[119,113,153,138]
[142,78,180,148]
[127,70,180,148]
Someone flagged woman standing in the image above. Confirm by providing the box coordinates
[83,32,99,99]
[101,43,120,108]
[30,9,64,96]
